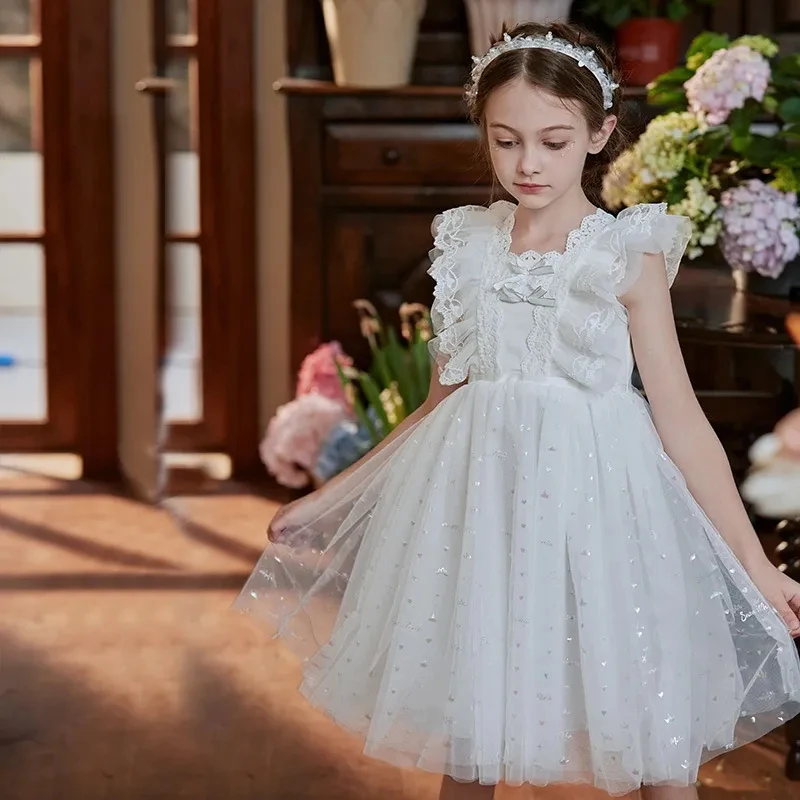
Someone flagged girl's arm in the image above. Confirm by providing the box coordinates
[622,253,800,635]
[269,366,465,539]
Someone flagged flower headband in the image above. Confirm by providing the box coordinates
[466,31,620,111]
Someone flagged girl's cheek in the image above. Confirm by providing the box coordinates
[556,142,577,157]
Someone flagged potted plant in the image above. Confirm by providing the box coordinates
[463,1,574,56]
[584,0,718,86]
[603,33,800,297]
[321,0,428,88]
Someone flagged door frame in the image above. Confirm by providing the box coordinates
[0,0,117,480]
[164,0,260,479]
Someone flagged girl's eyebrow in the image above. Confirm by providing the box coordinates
[488,122,576,134]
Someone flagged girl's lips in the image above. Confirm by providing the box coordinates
[516,183,548,194]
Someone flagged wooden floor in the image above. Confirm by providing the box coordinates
[0,466,797,800]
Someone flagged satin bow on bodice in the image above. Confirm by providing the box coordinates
[493,260,556,307]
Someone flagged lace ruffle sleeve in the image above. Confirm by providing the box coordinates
[553,204,691,393]
[428,204,506,385]
[609,203,692,295]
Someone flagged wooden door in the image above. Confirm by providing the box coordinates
[161,0,260,478]
[0,0,116,478]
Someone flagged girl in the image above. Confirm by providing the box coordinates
[236,21,800,800]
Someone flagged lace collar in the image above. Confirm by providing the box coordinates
[500,206,613,266]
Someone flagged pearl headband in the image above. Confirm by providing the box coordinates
[466,31,620,111]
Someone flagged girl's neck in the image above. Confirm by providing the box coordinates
[511,187,597,252]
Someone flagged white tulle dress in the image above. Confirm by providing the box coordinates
[235,201,800,795]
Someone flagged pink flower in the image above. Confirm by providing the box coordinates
[719,180,800,278]
[259,394,351,488]
[296,341,353,406]
[684,45,771,126]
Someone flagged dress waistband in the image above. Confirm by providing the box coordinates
[470,372,639,394]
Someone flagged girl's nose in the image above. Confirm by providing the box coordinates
[518,145,542,177]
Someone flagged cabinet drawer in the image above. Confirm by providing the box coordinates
[323,123,490,186]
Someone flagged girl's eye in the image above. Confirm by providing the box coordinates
[544,141,569,151]
[495,139,517,149]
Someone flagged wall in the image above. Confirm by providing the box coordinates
[256,0,291,431]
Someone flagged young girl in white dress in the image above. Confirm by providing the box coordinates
[236,21,800,800]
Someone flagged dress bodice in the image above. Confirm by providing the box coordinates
[428,201,691,393]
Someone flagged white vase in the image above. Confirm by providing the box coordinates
[321,0,427,88]
[463,0,573,56]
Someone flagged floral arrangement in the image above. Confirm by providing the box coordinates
[260,301,433,488]
[603,32,800,278]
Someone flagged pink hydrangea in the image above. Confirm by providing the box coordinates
[259,394,351,488]
[296,341,353,406]
[685,45,771,125]
[718,180,800,278]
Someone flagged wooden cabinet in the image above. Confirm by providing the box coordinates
[282,81,494,373]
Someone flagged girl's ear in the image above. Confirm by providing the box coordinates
[589,115,618,154]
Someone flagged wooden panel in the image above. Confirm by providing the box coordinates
[38,0,73,446]
[710,0,745,37]
[215,0,259,478]
[288,95,326,376]
[66,0,117,478]
[323,123,488,186]
[323,211,441,367]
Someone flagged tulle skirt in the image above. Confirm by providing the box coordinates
[234,375,800,795]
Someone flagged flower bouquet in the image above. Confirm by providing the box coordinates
[603,32,800,288]
[260,302,433,488]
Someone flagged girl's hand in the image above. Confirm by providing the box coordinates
[745,557,800,638]
[267,497,314,544]
[267,502,296,543]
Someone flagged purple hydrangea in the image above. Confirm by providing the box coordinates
[685,45,771,126]
[718,180,800,278]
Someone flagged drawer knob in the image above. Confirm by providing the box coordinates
[382,147,402,166]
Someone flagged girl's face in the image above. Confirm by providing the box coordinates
[484,77,616,210]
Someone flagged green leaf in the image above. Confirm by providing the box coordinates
[352,394,379,446]
[665,181,687,207]
[370,348,393,391]
[731,134,750,155]
[778,123,800,141]
[780,97,800,123]
[775,54,800,78]
[334,359,351,395]
[384,326,417,409]
[686,32,730,63]
[730,101,760,132]
[775,152,800,168]
[764,95,779,115]
[647,66,693,99]
[744,135,784,167]
[771,73,800,91]
[410,336,430,411]
[695,127,730,158]
[359,373,391,435]
[666,0,691,22]
[646,87,689,110]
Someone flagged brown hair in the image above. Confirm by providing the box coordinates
[467,21,629,207]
